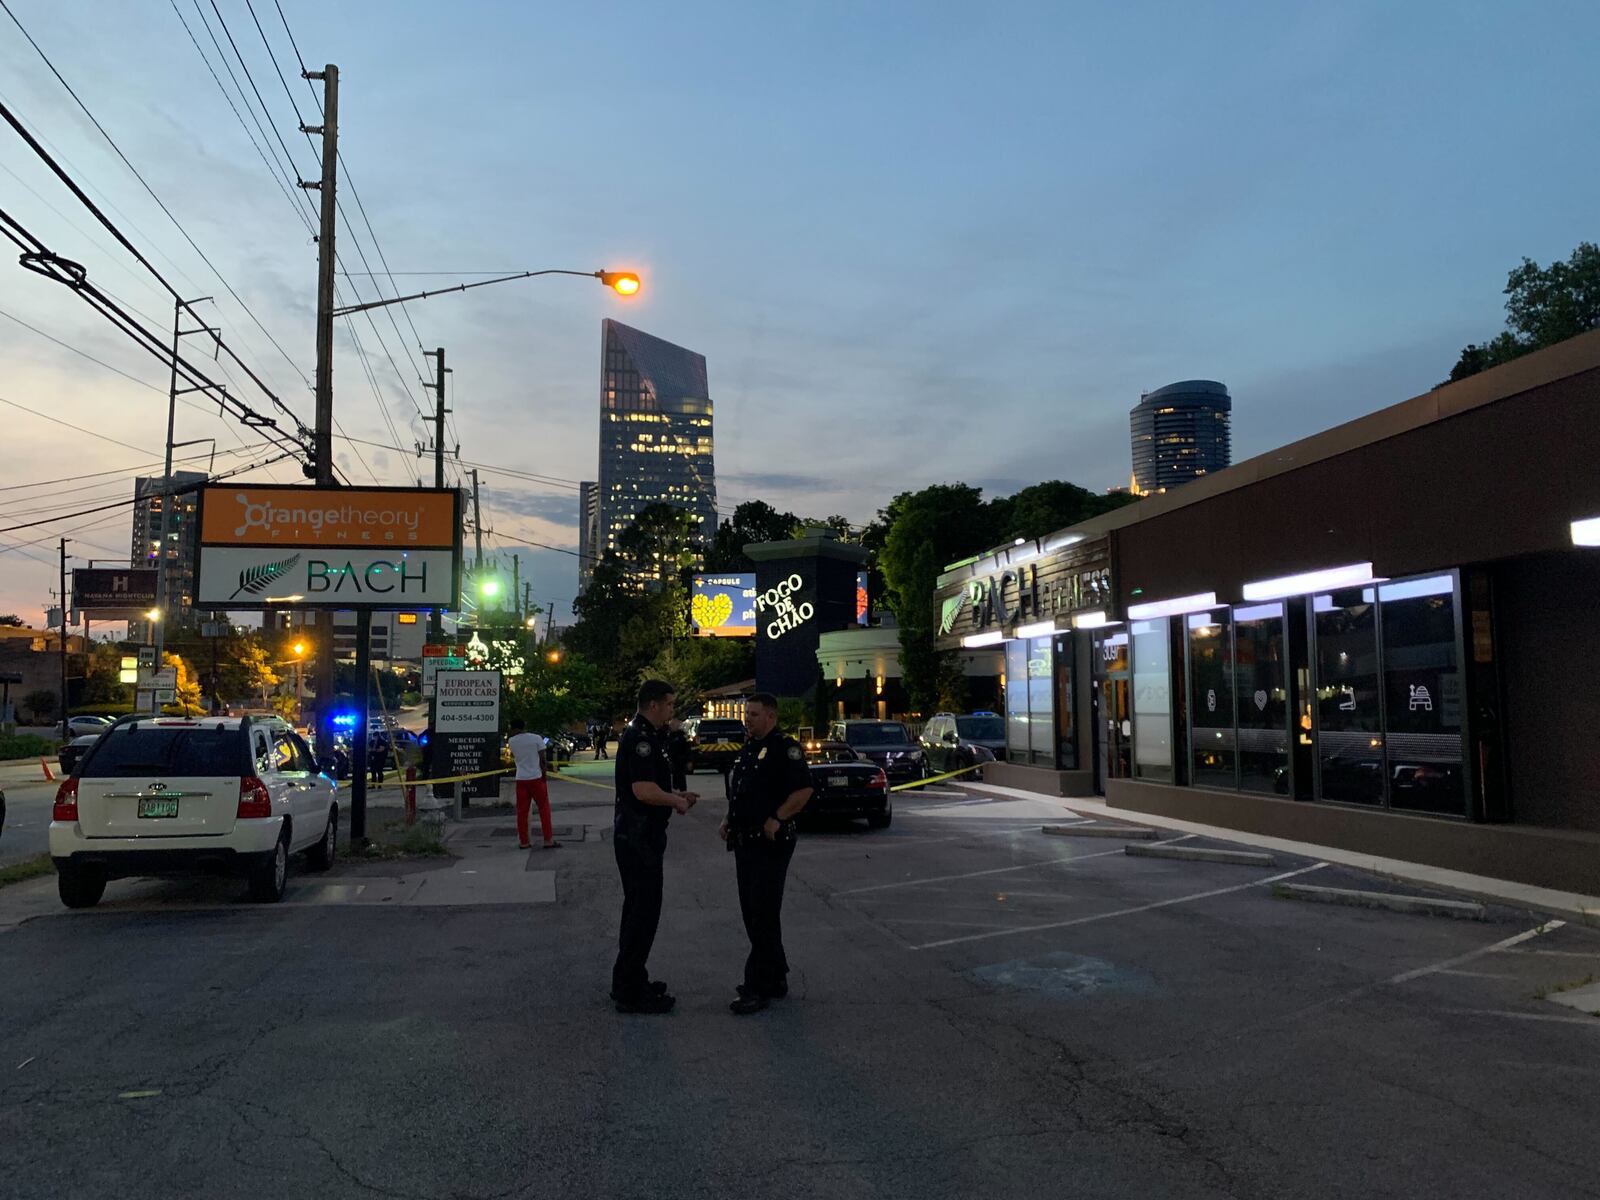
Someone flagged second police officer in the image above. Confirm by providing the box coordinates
[720,692,814,1015]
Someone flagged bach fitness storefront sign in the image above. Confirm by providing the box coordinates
[194,484,462,609]
[934,535,1114,649]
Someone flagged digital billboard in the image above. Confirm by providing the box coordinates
[856,571,870,626]
[691,573,757,637]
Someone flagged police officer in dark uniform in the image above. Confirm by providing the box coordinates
[720,692,813,1015]
[667,719,691,791]
[610,679,699,1013]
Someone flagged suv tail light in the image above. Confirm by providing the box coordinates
[869,769,888,790]
[237,776,273,819]
[53,777,79,821]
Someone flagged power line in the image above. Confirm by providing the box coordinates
[0,0,311,395]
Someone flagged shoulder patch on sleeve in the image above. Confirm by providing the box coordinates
[787,745,803,761]
[636,739,653,757]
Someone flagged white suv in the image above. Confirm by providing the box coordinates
[50,715,339,908]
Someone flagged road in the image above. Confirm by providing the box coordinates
[0,759,59,867]
[3,769,1599,1198]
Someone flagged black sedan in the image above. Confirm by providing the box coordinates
[802,742,891,830]
[58,733,103,776]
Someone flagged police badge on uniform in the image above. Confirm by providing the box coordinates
[637,740,652,756]
[758,747,767,760]
[787,746,802,761]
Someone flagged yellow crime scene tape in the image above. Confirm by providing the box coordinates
[888,762,986,792]
[337,762,613,791]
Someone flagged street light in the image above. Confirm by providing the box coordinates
[331,268,642,318]
[525,616,539,630]
[546,649,563,664]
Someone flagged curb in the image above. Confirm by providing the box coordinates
[1042,824,1160,840]
[1126,843,1276,867]
[1274,883,1486,920]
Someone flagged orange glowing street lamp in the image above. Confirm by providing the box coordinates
[600,271,641,296]
[332,268,642,317]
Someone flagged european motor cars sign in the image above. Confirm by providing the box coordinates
[193,484,461,610]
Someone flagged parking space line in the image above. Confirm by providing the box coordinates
[1389,921,1566,985]
[909,862,1328,950]
[1497,948,1600,959]
[1441,1008,1600,1027]
[832,844,1140,896]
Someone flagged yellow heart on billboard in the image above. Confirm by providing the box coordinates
[692,592,734,628]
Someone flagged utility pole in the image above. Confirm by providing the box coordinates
[300,65,366,841]
[58,538,68,737]
[153,296,216,668]
[545,600,556,646]
[511,555,520,625]
[470,468,483,569]
[425,348,449,640]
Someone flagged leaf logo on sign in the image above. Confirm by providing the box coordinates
[230,553,301,600]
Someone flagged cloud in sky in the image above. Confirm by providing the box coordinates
[1,1,1598,625]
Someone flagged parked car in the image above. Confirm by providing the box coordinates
[64,715,112,738]
[827,719,926,784]
[802,741,891,829]
[920,712,1006,777]
[684,717,746,774]
[49,714,340,908]
[58,733,104,776]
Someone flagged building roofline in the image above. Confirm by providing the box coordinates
[941,328,1600,584]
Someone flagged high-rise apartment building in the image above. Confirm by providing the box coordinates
[577,480,600,591]
[128,470,207,639]
[1130,380,1232,494]
[593,319,716,584]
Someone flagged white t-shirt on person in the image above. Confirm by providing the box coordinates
[507,731,547,780]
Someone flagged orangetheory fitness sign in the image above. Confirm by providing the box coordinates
[194,484,461,610]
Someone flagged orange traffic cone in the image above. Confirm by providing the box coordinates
[40,756,55,782]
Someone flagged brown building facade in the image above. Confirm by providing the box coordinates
[935,331,1600,893]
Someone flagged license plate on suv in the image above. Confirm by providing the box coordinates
[137,796,180,819]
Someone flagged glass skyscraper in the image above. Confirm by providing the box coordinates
[1130,380,1232,494]
[128,469,207,639]
[580,319,716,588]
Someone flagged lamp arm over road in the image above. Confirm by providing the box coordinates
[331,268,640,317]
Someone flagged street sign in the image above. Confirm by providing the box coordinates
[154,688,175,704]
[137,646,156,668]
[200,621,229,638]
[421,654,465,696]
[434,669,501,733]
[192,484,461,610]
[71,567,159,615]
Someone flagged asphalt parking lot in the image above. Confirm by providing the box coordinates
[3,776,1599,1198]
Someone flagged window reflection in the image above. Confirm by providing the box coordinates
[1132,619,1173,782]
[1379,576,1464,815]
[1187,610,1234,788]
[1234,602,1289,794]
[1314,588,1384,806]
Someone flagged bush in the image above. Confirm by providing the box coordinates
[0,732,58,760]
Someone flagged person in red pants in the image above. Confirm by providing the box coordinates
[508,719,559,850]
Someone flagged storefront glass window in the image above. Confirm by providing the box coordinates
[1234,602,1289,795]
[1379,576,1465,816]
[1187,610,1234,788]
[1313,587,1383,806]
[1027,637,1055,767]
[1094,630,1132,787]
[1055,636,1077,771]
[1005,639,1029,764]
[1131,618,1173,782]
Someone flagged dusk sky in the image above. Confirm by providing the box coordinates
[1,0,1596,627]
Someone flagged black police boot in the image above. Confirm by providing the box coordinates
[615,988,675,1015]
[610,980,669,1002]
[730,985,769,1015]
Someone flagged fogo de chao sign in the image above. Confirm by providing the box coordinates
[194,484,461,609]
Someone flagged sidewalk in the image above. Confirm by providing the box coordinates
[958,779,1600,924]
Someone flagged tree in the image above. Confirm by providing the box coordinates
[987,480,1137,543]
[22,688,56,723]
[79,643,130,706]
[1447,242,1600,382]
[163,652,203,717]
[877,484,997,713]
[0,614,23,627]
[239,642,281,706]
[502,650,604,738]
[704,501,801,572]
[617,502,704,587]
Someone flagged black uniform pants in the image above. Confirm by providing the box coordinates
[733,834,796,993]
[612,815,668,998]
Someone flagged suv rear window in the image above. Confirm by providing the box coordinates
[695,721,744,738]
[956,716,1004,740]
[841,722,911,746]
[80,726,249,778]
